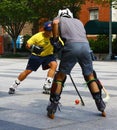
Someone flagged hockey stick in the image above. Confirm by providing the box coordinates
[69,74,85,106]
[102,85,110,103]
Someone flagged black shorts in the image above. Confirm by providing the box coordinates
[26,54,56,71]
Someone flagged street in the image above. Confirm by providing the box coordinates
[0,58,117,130]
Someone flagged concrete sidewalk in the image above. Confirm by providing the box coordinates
[0,58,117,130]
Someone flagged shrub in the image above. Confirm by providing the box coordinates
[89,35,109,53]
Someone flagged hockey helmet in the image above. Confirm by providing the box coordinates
[58,8,73,18]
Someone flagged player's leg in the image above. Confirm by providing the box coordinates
[84,73,106,116]
[43,61,57,93]
[78,43,106,116]
[8,54,40,94]
[8,70,32,94]
[46,45,76,119]
[47,52,75,119]
[42,55,57,94]
[47,71,66,119]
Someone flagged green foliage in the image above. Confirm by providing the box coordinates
[0,0,35,54]
[0,0,34,27]
[89,35,117,54]
[29,0,85,19]
[0,0,85,53]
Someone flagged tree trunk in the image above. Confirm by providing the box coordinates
[32,20,39,35]
[13,38,17,54]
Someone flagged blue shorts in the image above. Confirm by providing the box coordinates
[59,42,93,76]
[26,54,56,71]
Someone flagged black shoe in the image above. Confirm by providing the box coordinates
[8,88,15,94]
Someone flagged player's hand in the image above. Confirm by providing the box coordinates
[50,37,64,53]
[30,45,43,54]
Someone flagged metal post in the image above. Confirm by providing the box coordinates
[109,1,112,60]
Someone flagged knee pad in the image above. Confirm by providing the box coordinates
[86,78,102,99]
[93,70,103,90]
[51,74,67,95]
[87,78,102,90]
[84,70,103,91]
[61,75,67,87]
[51,80,63,94]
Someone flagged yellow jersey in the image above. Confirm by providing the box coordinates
[27,32,54,57]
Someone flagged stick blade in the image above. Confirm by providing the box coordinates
[103,95,110,104]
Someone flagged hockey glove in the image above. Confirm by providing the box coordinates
[30,45,43,54]
[50,37,64,53]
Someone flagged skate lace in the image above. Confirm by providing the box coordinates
[57,102,62,112]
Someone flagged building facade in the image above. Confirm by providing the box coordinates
[79,0,110,25]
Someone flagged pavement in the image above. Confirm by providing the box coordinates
[0,58,117,130]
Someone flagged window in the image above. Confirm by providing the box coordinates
[89,9,99,20]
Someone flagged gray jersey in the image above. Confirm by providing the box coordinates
[59,17,88,44]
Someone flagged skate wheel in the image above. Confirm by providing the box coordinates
[102,111,106,117]
[47,113,55,119]
[43,91,50,94]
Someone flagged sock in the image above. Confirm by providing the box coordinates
[11,79,21,89]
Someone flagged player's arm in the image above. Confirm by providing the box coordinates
[50,19,64,52]
[52,19,59,38]
[50,37,64,53]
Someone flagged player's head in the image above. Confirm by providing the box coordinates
[58,8,73,18]
[44,21,52,31]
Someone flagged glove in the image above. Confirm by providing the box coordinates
[50,37,64,53]
[30,45,43,54]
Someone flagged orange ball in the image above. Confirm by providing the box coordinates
[75,99,80,104]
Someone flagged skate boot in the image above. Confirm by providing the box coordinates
[93,92,106,117]
[95,98,106,117]
[43,78,52,94]
[47,101,59,119]
[43,86,51,94]
[8,88,15,94]
[8,79,20,94]
[47,93,61,119]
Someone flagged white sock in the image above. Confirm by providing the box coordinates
[11,79,21,89]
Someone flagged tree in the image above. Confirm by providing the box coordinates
[0,0,85,54]
[29,0,85,34]
[0,0,34,54]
